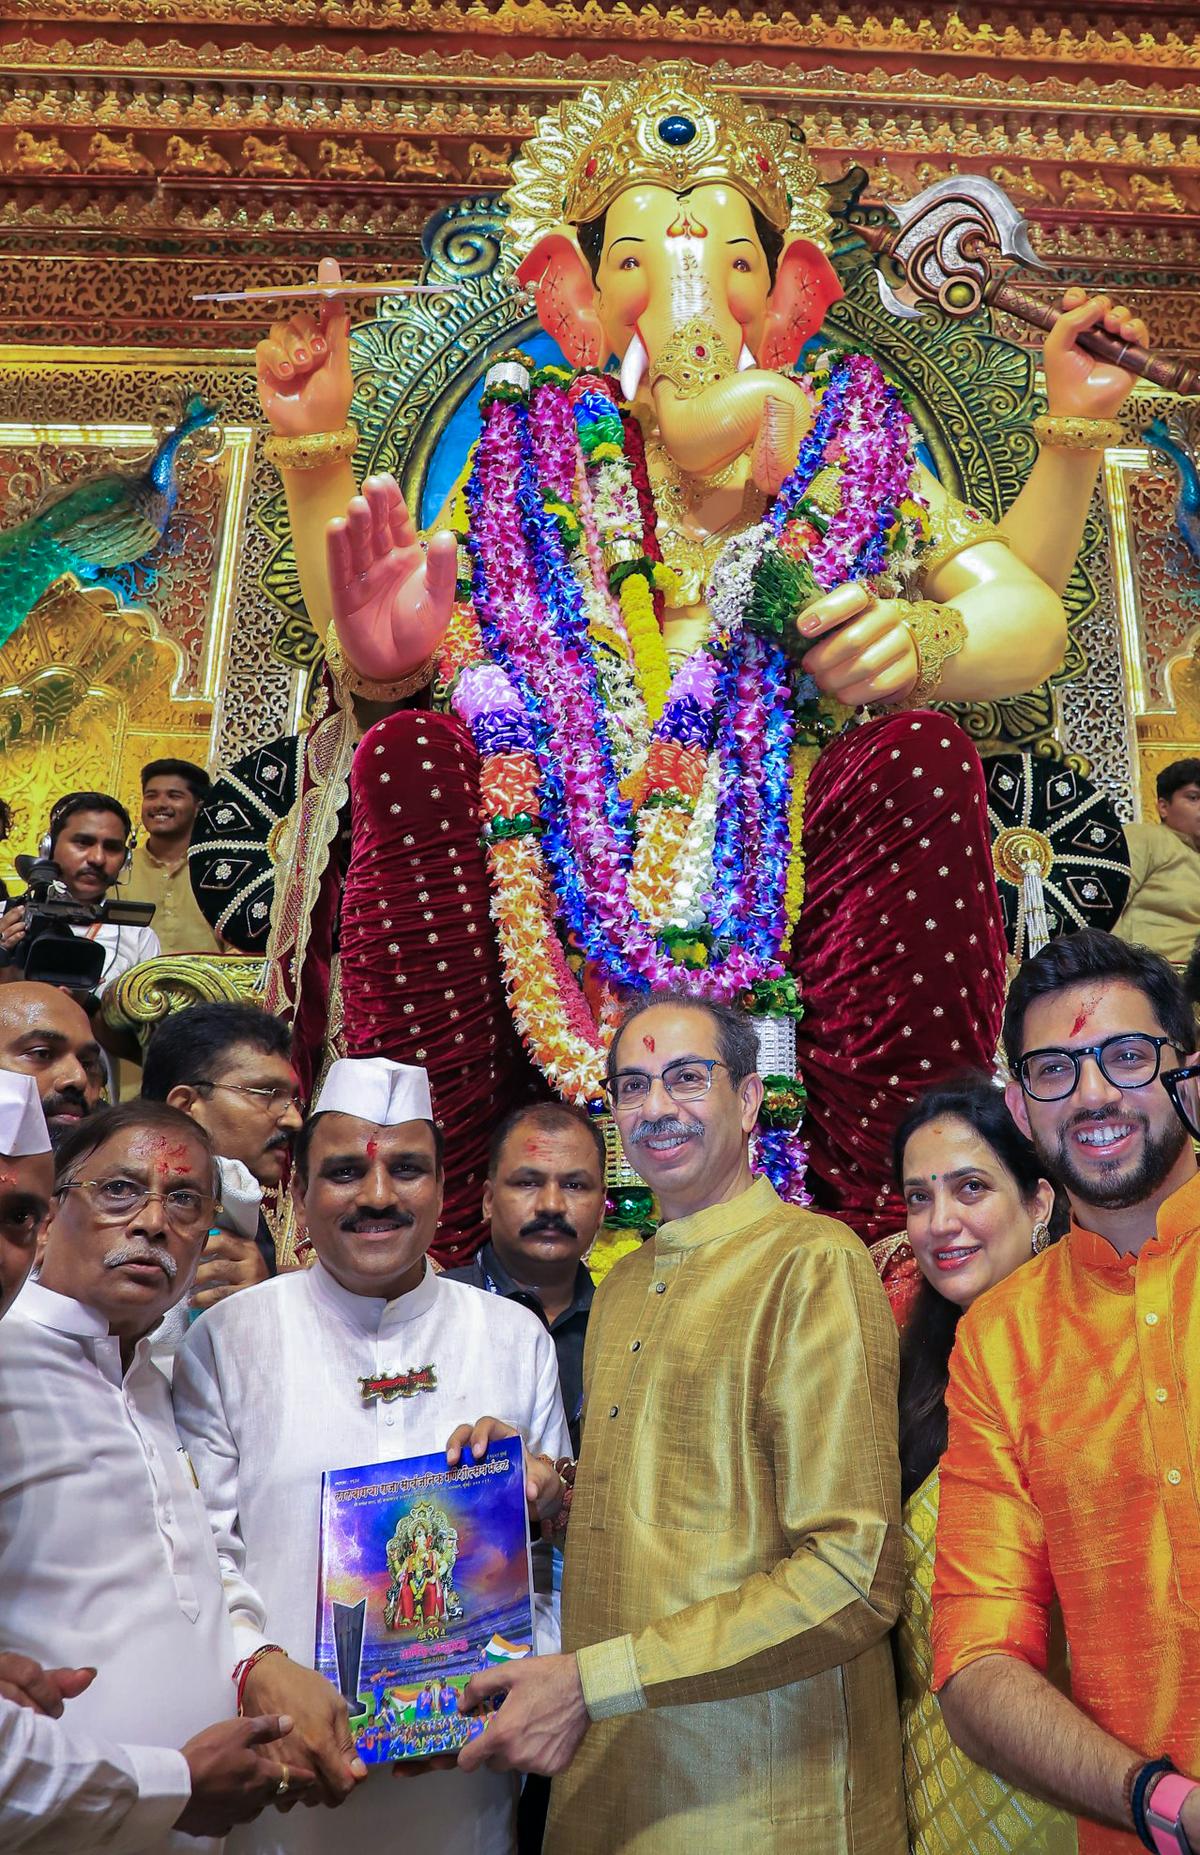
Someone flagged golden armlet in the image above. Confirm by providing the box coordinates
[323,629,436,703]
[899,600,968,705]
[1032,414,1124,453]
[918,496,1009,584]
[263,424,360,472]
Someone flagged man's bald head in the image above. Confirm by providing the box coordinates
[0,983,105,1144]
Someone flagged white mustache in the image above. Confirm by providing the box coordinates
[103,1242,177,1280]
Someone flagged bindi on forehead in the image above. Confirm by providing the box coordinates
[642,1035,655,1052]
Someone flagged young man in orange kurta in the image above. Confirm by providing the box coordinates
[932,929,1200,1855]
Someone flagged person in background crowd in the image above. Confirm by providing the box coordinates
[142,1000,303,1285]
[172,1056,569,1855]
[0,1098,310,1851]
[1114,760,1200,965]
[0,980,106,1147]
[893,1074,1074,1855]
[128,761,220,957]
[458,991,906,1855]
[0,793,160,993]
[935,930,1200,1855]
[449,1102,605,1453]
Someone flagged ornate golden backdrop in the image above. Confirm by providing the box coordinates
[1,4,1199,852]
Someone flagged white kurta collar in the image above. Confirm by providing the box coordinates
[18,1280,110,1341]
[306,1255,441,1336]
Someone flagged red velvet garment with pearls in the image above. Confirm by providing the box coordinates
[340,706,1006,1250]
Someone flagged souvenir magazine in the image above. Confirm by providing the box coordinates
[314,1436,534,1763]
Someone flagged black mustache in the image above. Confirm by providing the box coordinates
[339,1210,416,1233]
[42,1087,89,1118]
[519,1214,577,1240]
[265,1131,294,1152]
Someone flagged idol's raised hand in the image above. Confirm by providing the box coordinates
[1043,288,1150,420]
[256,255,354,438]
[327,475,457,683]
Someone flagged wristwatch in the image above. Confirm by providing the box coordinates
[1145,1773,1199,1855]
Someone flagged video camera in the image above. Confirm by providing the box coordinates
[0,856,155,997]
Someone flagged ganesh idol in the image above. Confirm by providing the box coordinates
[256,64,1148,1262]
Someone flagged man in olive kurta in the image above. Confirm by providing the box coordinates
[458,993,906,1855]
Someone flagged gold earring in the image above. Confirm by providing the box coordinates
[1031,1220,1051,1255]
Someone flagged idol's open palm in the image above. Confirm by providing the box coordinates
[327,474,458,682]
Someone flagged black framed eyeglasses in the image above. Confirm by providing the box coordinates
[1017,1033,1180,1103]
[1162,1062,1200,1141]
[605,1057,728,1109]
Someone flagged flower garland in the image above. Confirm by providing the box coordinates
[439,350,926,1204]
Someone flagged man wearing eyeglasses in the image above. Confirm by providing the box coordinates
[0,1097,314,1849]
[142,1001,305,1294]
[934,928,1200,1855]
[455,990,906,1855]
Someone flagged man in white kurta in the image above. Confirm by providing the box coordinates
[0,1099,294,1855]
[173,1058,570,1855]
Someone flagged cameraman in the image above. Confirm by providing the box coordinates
[0,793,160,995]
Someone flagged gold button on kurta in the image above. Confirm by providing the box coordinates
[546,1176,907,1855]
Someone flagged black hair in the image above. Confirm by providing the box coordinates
[48,792,132,850]
[605,988,760,1091]
[293,1113,445,1187]
[487,1100,605,1181]
[141,1002,293,1101]
[576,200,785,288]
[892,1073,1064,1503]
[1157,758,1200,804]
[1001,927,1195,1078]
[140,758,211,802]
[53,1099,214,1190]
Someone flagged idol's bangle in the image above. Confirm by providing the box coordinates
[233,1644,288,1714]
[896,600,967,706]
[263,424,359,473]
[324,628,436,703]
[1032,414,1123,453]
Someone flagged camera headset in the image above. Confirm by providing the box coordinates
[40,793,137,884]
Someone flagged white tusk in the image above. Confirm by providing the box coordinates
[737,342,757,371]
[619,332,648,400]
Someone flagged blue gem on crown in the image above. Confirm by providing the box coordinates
[657,114,697,148]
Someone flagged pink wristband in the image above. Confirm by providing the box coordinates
[1145,1773,1200,1855]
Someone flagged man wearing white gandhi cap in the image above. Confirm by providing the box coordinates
[174,1056,571,1854]
[0,1069,53,1321]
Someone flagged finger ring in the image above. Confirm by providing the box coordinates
[276,1765,290,1797]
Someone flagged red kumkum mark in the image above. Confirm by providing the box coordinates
[366,1138,379,1160]
[642,1036,655,1052]
[1068,992,1102,1040]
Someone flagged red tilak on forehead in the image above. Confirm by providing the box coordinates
[366,1138,379,1160]
[1069,992,1102,1040]
[643,1035,655,1052]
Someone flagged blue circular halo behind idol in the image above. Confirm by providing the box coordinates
[657,114,697,147]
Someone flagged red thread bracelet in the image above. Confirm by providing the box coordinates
[233,1644,287,1714]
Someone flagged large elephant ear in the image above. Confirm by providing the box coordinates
[515,230,606,368]
[758,239,843,371]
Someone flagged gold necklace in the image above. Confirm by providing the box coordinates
[644,433,768,608]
